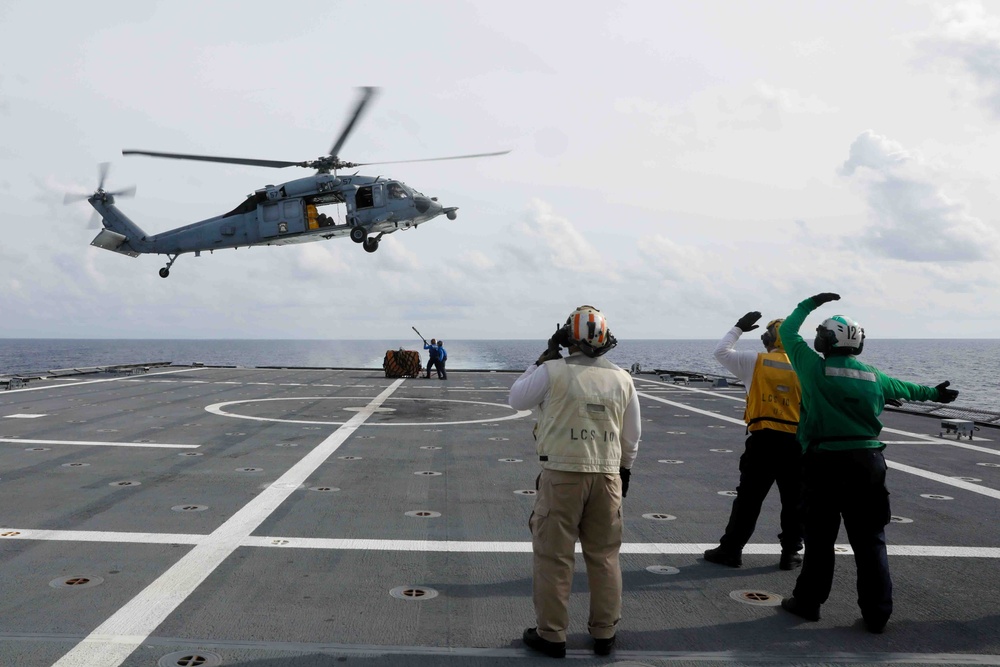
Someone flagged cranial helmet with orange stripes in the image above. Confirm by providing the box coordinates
[563,305,618,357]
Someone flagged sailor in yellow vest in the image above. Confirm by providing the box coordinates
[704,311,805,570]
[509,305,640,658]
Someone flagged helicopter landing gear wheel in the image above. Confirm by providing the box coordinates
[350,226,367,243]
[159,254,179,278]
[363,237,379,253]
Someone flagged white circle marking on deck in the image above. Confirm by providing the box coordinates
[205,396,531,427]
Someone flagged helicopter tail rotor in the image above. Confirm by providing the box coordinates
[63,163,136,204]
[63,163,136,229]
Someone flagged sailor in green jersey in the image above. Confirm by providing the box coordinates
[777,292,959,634]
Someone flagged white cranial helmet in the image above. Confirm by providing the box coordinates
[565,305,617,357]
[815,315,865,355]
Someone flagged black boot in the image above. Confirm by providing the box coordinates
[704,546,742,567]
[522,628,565,658]
[780,596,820,622]
[593,635,616,655]
[779,552,803,570]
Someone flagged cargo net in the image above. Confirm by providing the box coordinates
[383,349,422,378]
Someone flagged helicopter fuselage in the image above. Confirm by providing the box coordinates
[88,172,457,275]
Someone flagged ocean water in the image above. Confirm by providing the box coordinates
[1,338,998,412]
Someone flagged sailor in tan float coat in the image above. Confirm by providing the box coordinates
[703,311,805,571]
[509,305,640,658]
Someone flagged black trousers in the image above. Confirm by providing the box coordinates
[718,429,804,554]
[792,448,892,624]
[434,359,447,379]
[425,359,438,378]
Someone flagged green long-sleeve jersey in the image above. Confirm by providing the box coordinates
[779,298,940,453]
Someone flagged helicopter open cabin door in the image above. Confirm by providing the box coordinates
[355,183,385,212]
[259,198,305,239]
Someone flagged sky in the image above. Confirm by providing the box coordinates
[1,0,999,340]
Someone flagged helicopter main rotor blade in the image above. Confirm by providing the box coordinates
[353,150,511,167]
[123,150,305,169]
[328,86,379,159]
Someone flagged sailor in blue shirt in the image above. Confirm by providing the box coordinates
[423,338,440,379]
[435,341,448,379]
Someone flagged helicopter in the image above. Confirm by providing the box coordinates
[67,87,508,278]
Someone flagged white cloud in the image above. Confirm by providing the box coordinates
[720,81,838,131]
[291,244,351,279]
[511,199,614,278]
[839,130,1000,262]
[915,1,1000,116]
[454,250,496,273]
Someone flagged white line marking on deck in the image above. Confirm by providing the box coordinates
[2,414,47,419]
[0,367,203,394]
[11,634,1000,664]
[636,378,1000,495]
[887,460,1000,500]
[0,438,198,449]
[51,379,405,667]
[0,530,203,544]
[6,529,999,558]
[881,440,949,444]
[636,391,746,425]
[882,427,998,452]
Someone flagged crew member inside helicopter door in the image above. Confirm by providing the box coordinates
[388,182,409,199]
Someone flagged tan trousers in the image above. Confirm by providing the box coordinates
[530,469,623,643]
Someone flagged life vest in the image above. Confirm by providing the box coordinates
[744,351,801,434]
[534,355,634,473]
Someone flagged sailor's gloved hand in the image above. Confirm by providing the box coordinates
[620,467,631,498]
[935,381,959,404]
[535,324,569,366]
[885,398,903,408]
[809,293,840,306]
[735,311,762,332]
[534,346,562,366]
[550,323,570,349]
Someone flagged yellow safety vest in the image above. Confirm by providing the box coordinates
[534,356,634,473]
[744,351,801,434]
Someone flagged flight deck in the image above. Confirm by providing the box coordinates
[0,366,998,666]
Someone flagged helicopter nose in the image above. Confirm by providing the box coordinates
[414,196,432,214]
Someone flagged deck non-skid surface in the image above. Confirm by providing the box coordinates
[0,367,998,666]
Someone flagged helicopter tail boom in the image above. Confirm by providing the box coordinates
[88,195,151,256]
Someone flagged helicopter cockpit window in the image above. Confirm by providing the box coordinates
[387,182,410,199]
[356,186,374,209]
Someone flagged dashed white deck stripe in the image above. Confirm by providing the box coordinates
[0,438,199,449]
[51,379,406,667]
[4,529,999,558]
